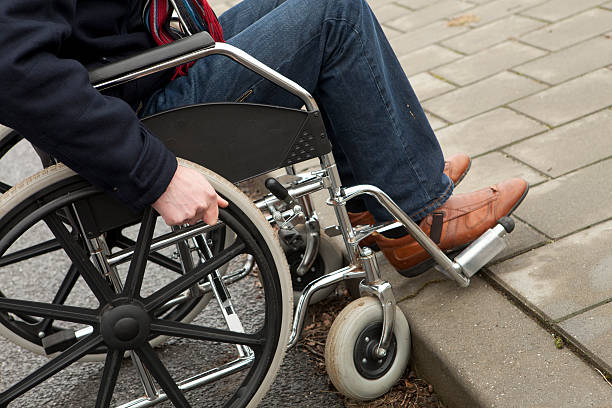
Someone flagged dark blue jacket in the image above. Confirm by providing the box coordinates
[0,0,176,210]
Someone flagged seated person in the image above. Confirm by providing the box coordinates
[0,0,527,276]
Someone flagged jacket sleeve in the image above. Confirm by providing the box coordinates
[0,0,177,210]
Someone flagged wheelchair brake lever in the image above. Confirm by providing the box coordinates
[265,177,293,205]
[265,177,305,230]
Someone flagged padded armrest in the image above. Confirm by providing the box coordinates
[88,31,215,85]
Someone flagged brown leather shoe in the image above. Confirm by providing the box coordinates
[375,178,529,277]
[348,153,472,246]
[443,153,471,186]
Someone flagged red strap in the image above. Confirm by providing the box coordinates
[147,0,224,78]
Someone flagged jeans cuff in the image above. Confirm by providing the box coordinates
[408,175,453,223]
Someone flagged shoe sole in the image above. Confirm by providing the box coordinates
[452,156,471,187]
[397,181,530,278]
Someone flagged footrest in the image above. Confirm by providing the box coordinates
[41,330,76,355]
[453,217,514,278]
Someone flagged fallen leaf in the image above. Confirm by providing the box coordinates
[447,14,480,27]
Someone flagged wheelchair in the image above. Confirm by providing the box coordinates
[0,31,515,407]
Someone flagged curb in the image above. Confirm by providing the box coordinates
[387,266,612,408]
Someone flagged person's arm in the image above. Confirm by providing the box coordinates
[0,0,224,225]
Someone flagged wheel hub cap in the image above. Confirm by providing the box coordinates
[101,302,151,350]
[353,322,397,379]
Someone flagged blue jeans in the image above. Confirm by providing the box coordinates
[142,0,452,222]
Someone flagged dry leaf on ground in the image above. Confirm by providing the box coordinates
[447,14,480,27]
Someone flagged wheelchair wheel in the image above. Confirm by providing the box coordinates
[0,204,220,363]
[325,296,410,401]
[0,131,229,360]
[0,159,292,407]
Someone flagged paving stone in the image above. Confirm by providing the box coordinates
[505,109,612,177]
[453,152,547,194]
[399,45,463,77]
[559,302,612,370]
[386,0,473,32]
[514,158,612,238]
[409,72,455,101]
[425,111,449,130]
[394,276,612,408]
[432,40,546,85]
[394,0,440,10]
[366,0,396,10]
[390,20,468,56]
[520,0,607,22]
[449,0,546,27]
[513,34,612,84]
[510,68,612,126]
[520,8,612,51]
[381,24,403,39]
[423,71,546,122]
[489,219,612,320]
[436,108,547,157]
[372,3,412,23]
[441,15,545,54]
[493,216,548,262]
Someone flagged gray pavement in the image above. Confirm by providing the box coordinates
[1,0,611,406]
[353,0,612,406]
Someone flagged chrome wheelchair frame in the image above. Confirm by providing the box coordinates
[0,31,514,406]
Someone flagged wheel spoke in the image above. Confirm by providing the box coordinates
[113,235,182,274]
[95,350,122,408]
[0,335,103,405]
[0,238,61,268]
[146,251,183,274]
[0,297,97,324]
[38,264,80,333]
[122,207,156,298]
[144,240,246,312]
[135,343,191,408]
[150,319,264,348]
[0,180,11,193]
[45,213,115,303]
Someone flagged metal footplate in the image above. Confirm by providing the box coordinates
[451,216,515,278]
[435,216,515,282]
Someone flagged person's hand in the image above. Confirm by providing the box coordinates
[152,165,229,226]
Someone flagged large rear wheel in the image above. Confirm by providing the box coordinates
[0,159,292,407]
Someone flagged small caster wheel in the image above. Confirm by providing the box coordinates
[325,296,411,401]
[290,235,344,305]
